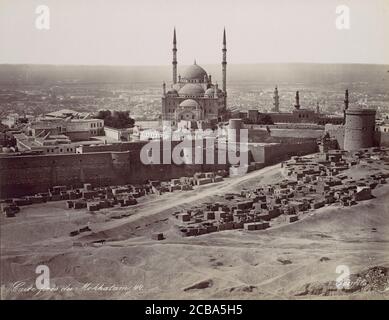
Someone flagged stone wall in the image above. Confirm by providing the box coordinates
[0,143,229,198]
[0,152,116,197]
[248,141,318,165]
[325,124,345,149]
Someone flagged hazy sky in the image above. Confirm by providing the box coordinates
[0,0,388,65]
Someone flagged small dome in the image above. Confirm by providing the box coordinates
[172,83,182,91]
[179,99,199,109]
[166,89,178,96]
[178,83,204,97]
[204,88,215,97]
[181,63,208,81]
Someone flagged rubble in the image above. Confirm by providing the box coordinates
[172,148,389,237]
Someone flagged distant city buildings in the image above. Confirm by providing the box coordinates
[238,88,345,126]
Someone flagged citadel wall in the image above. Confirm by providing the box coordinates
[374,131,389,147]
[248,141,318,164]
[325,124,345,149]
[0,135,318,198]
[0,152,116,197]
[0,142,228,198]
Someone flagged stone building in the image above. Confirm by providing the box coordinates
[161,28,228,126]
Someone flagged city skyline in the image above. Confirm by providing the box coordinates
[0,0,388,66]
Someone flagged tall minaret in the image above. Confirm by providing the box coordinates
[222,28,227,94]
[343,89,349,124]
[294,91,300,110]
[172,28,177,84]
[273,86,280,112]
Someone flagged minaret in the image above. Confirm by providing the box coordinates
[344,89,349,110]
[294,91,300,110]
[162,82,166,95]
[222,28,227,94]
[273,86,280,112]
[172,28,177,84]
[343,89,349,125]
[316,101,320,114]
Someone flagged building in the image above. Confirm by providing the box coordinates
[28,117,104,141]
[161,28,228,126]
[268,89,344,125]
[240,88,345,126]
[104,126,133,142]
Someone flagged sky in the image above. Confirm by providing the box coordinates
[0,0,388,65]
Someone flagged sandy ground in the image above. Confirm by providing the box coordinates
[1,161,389,300]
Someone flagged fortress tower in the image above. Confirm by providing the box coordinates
[343,108,376,151]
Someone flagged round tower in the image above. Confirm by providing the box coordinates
[343,108,376,151]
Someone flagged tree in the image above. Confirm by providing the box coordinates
[96,110,135,129]
[242,113,274,125]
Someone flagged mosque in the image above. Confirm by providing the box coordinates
[161,28,228,127]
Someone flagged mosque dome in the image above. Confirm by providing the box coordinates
[179,99,199,109]
[178,83,204,97]
[181,63,208,81]
[204,88,215,97]
[166,89,178,96]
[172,83,182,91]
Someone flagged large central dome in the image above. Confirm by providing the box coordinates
[178,83,204,97]
[181,62,207,81]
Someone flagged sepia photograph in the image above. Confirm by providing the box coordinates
[0,0,388,308]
